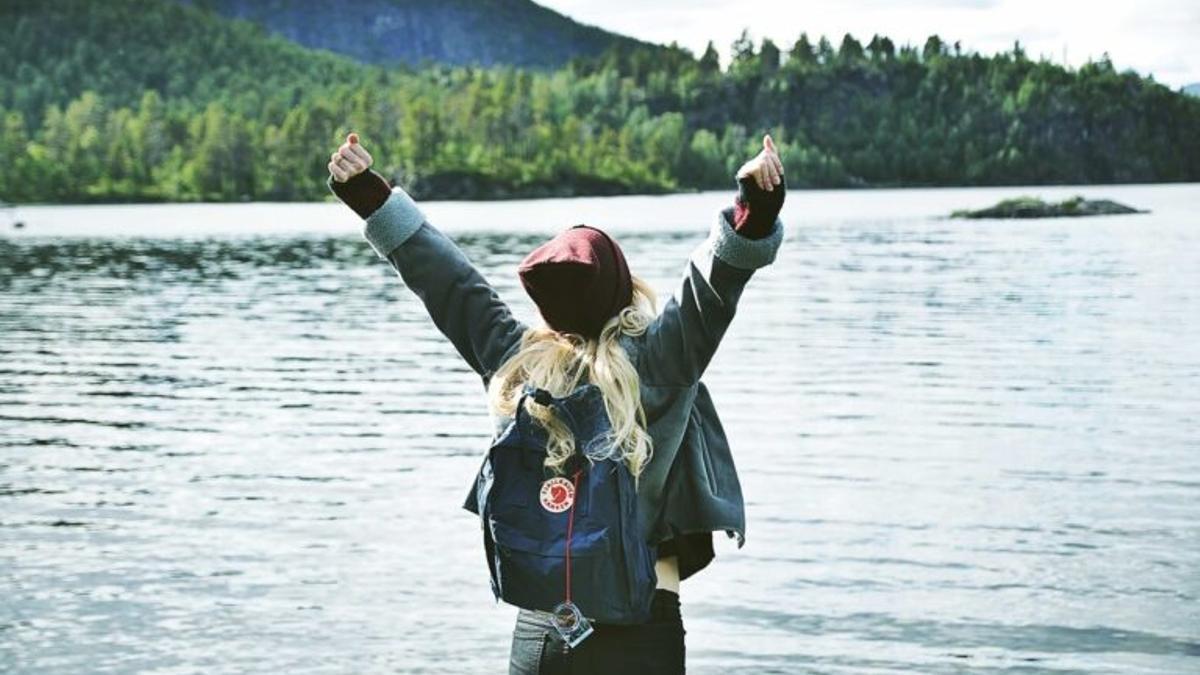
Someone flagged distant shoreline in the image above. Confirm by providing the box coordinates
[7,179,1200,208]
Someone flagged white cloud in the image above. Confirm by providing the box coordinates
[542,0,1199,88]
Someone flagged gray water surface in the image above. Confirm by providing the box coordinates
[2,185,1198,674]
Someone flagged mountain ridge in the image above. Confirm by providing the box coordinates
[181,0,665,68]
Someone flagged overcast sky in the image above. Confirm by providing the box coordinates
[540,0,1199,89]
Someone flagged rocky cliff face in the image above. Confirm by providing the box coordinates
[183,0,659,67]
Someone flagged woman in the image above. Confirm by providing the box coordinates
[327,132,786,674]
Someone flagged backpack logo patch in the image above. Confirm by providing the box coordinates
[539,477,575,513]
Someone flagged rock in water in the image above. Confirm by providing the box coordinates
[950,195,1148,219]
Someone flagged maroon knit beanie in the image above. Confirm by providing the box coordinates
[517,224,633,340]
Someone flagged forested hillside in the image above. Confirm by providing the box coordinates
[2,0,1198,203]
[180,0,661,68]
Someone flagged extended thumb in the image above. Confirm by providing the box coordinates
[347,132,359,145]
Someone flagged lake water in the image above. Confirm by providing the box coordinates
[2,184,1198,674]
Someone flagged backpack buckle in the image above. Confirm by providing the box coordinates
[520,382,555,408]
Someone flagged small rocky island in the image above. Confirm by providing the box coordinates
[950,195,1148,219]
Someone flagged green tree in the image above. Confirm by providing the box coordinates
[698,41,720,74]
[923,35,945,62]
[789,33,816,67]
[759,38,781,73]
[837,34,865,65]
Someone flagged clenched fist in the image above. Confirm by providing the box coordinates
[736,134,784,191]
[328,132,373,183]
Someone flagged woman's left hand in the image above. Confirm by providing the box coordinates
[328,132,374,183]
[736,134,784,191]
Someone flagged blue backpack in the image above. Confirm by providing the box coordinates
[463,381,658,632]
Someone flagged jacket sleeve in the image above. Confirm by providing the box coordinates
[636,178,785,387]
[331,176,529,384]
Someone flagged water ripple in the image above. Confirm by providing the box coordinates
[2,186,1198,673]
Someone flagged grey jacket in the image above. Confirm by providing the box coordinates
[356,186,784,579]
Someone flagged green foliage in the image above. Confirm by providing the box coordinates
[1,0,1198,203]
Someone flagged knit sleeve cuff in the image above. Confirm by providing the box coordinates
[709,206,784,270]
[362,187,427,259]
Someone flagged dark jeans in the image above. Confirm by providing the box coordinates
[508,589,686,674]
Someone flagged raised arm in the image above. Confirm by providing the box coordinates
[636,135,786,387]
[327,133,528,386]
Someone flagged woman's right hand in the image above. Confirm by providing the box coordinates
[328,132,373,183]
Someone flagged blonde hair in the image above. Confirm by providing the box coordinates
[487,274,658,483]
